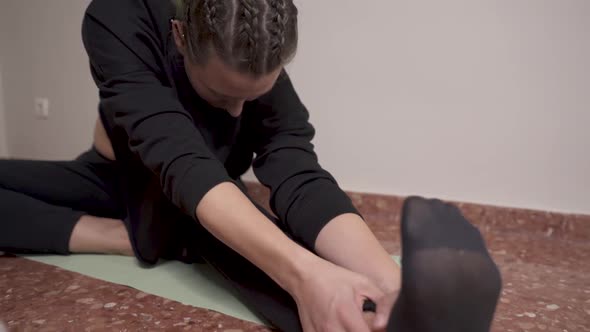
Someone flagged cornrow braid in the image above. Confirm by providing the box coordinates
[183,0,196,58]
[236,0,264,73]
[267,0,288,62]
[203,0,218,33]
[174,0,298,76]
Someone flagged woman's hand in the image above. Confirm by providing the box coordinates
[360,287,400,331]
[291,258,385,332]
[369,289,400,331]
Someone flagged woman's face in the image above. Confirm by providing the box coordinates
[184,54,281,117]
[172,20,281,117]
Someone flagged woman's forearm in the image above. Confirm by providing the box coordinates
[195,182,318,294]
[315,213,401,292]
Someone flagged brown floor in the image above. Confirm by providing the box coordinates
[1,183,589,331]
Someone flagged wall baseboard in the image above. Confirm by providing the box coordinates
[244,181,590,244]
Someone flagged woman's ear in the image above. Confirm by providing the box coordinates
[171,19,188,57]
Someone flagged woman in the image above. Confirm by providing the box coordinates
[0,0,501,331]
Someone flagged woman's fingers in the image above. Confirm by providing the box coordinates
[373,290,400,330]
[292,258,393,332]
[343,279,385,332]
[362,278,386,302]
[362,310,377,329]
[342,304,372,332]
[300,314,315,332]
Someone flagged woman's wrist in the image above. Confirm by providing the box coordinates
[374,264,402,294]
[280,245,325,295]
[315,213,402,292]
[196,182,325,295]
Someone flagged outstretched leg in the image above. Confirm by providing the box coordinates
[388,197,502,332]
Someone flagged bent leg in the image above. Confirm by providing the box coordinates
[0,187,84,254]
[0,149,128,254]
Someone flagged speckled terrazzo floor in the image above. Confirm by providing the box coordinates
[1,182,589,331]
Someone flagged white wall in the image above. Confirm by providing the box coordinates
[1,0,96,160]
[0,67,9,158]
[1,0,588,214]
[276,0,590,214]
[0,5,10,157]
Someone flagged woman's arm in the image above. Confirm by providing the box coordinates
[248,74,400,292]
[196,182,386,332]
[83,4,233,220]
[196,182,315,292]
[315,214,401,293]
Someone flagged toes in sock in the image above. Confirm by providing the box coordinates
[388,197,502,332]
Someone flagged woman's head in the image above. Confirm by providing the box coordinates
[172,0,298,116]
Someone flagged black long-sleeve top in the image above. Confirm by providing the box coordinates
[82,0,359,263]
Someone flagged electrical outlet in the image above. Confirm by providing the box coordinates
[34,97,50,119]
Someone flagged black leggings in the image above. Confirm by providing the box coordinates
[0,148,302,331]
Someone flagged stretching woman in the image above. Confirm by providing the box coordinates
[0,0,501,331]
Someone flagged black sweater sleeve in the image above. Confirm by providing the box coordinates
[251,74,361,250]
[82,0,232,218]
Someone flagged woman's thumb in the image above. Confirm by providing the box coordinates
[373,309,389,330]
[373,291,398,330]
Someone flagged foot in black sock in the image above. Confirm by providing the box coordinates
[387,196,502,332]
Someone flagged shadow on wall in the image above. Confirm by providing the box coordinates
[0,65,9,158]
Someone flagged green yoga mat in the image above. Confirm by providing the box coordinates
[24,255,401,325]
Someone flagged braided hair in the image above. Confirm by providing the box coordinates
[175,0,298,76]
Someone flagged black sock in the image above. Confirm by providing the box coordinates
[387,196,502,332]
